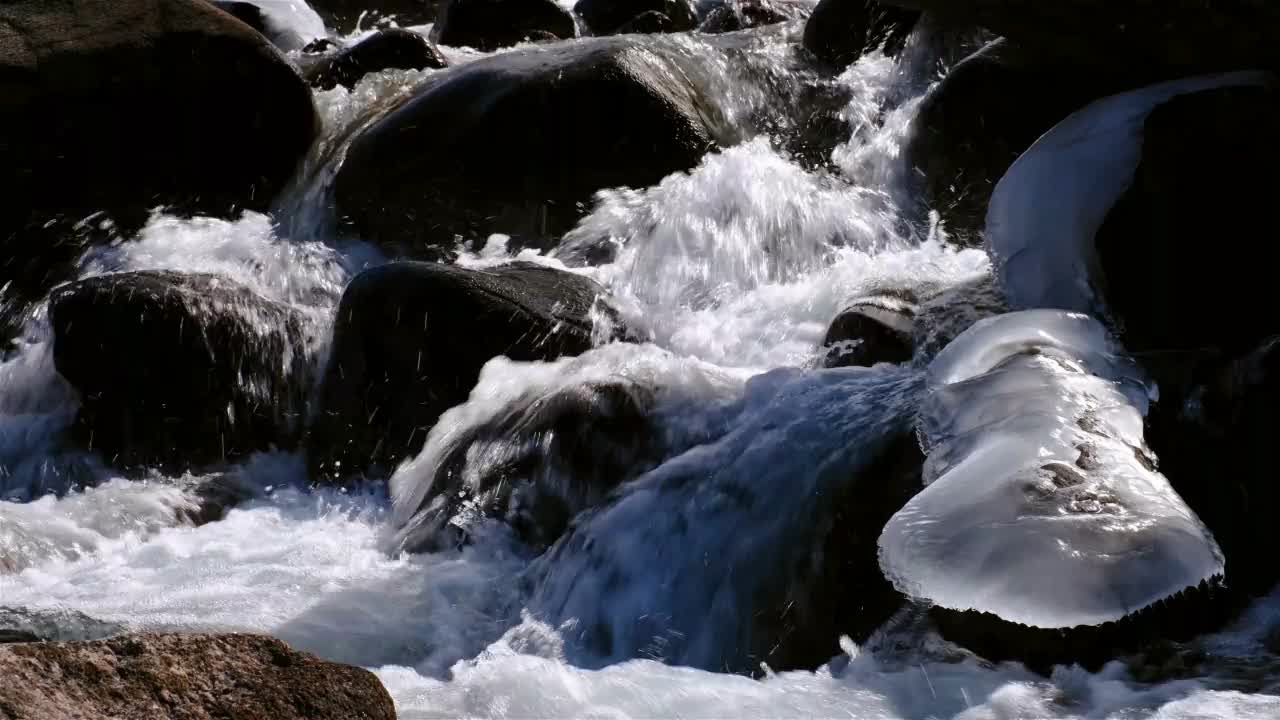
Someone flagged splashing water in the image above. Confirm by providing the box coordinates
[2,10,1279,720]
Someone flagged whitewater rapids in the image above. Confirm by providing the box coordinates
[2,9,1280,720]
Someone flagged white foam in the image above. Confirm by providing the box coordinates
[879,311,1224,628]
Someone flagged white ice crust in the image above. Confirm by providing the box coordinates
[878,310,1224,628]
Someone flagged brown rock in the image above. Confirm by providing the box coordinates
[0,633,396,720]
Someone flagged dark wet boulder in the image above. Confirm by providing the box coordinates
[0,217,118,345]
[821,292,918,368]
[306,29,447,90]
[309,0,437,29]
[50,272,315,473]
[0,633,395,720]
[910,273,1005,361]
[0,630,38,644]
[309,261,633,482]
[700,0,805,33]
[1145,336,1280,609]
[802,0,919,68]
[878,0,1280,76]
[433,0,576,50]
[212,1,271,36]
[333,38,725,259]
[0,0,317,342]
[575,0,697,35]
[0,0,316,227]
[1095,85,1280,356]
[905,39,1146,245]
[614,10,677,34]
[394,380,662,553]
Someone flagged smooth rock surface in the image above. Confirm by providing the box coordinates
[309,261,630,481]
[306,28,447,90]
[433,0,575,50]
[50,271,315,472]
[334,38,725,258]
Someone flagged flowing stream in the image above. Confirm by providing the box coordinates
[2,7,1279,719]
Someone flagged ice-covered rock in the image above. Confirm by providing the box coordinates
[878,310,1223,628]
[985,71,1272,315]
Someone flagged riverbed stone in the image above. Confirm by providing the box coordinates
[0,633,395,720]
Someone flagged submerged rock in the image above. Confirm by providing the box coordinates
[802,0,919,69]
[309,261,630,482]
[433,0,576,50]
[0,607,124,644]
[394,380,661,553]
[575,0,697,35]
[306,28,447,90]
[909,273,1006,362]
[821,291,918,368]
[905,39,1144,245]
[333,38,725,258]
[528,367,924,673]
[0,633,395,720]
[50,272,315,473]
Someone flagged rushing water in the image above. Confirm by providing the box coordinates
[2,5,1279,719]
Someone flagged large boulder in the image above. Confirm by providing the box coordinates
[0,0,317,341]
[1146,335,1280,609]
[574,0,697,35]
[308,261,632,481]
[878,0,1280,76]
[432,0,576,50]
[802,0,919,69]
[1095,85,1280,355]
[50,271,315,473]
[0,633,395,720]
[333,38,726,259]
[305,28,447,90]
[905,39,1146,245]
[0,0,316,229]
[1146,337,1280,610]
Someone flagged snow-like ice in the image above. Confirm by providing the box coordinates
[879,310,1224,628]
